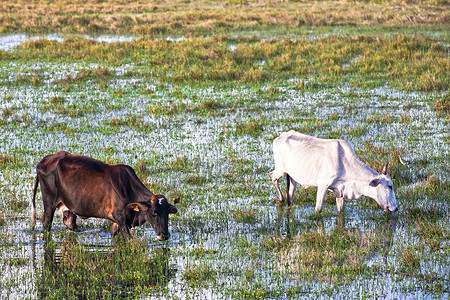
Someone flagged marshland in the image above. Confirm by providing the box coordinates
[0,0,449,299]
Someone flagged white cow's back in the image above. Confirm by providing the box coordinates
[273,131,375,187]
[273,131,336,187]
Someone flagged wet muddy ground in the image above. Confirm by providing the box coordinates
[0,35,448,299]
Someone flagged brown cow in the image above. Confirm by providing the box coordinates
[31,151,179,240]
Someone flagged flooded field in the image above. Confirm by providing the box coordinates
[0,33,449,299]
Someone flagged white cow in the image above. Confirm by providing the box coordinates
[269,131,398,213]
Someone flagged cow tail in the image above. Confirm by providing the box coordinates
[31,176,39,229]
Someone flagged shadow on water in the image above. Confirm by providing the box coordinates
[274,206,297,240]
[32,232,176,299]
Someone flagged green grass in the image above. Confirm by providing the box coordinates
[234,119,267,136]
[232,208,258,224]
[105,115,154,132]
[38,237,173,299]
[2,35,447,92]
[433,93,450,119]
[275,224,387,284]
[42,97,99,117]
[188,246,218,259]
[147,99,225,117]
[182,264,216,288]
[58,66,113,91]
[0,1,448,298]
[399,246,421,271]
[415,219,448,251]
[184,174,208,185]
[0,154,28,170]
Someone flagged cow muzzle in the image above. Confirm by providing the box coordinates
[385,206,398,213]
[156,233,170,241]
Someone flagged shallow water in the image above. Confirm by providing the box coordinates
[0,33,137,51]
[0,47,449,299]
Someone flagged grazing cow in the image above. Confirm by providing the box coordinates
[269,131,398,213]
[31,151,179,240]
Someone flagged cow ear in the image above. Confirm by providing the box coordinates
[369,178,380,187]
[174,197,180,204]
[127,202,149,212]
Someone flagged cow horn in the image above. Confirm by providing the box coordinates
[382,160,389,175]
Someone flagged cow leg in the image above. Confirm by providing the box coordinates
[111,213,131,238]
[111,224,131,239]
[111,223,119,236]
[336,197,344,213]
[38,176,60,231]
[111,224,131,238]
[42,204,56,231]
[117,225,131,239]
[314,186,327,213]
[270,170,285,204]
[42,195,57,231]
[286,175,297,206]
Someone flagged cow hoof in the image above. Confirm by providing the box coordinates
[276,198,285,205]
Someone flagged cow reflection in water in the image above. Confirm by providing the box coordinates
[38,234,175,299]
[274,209,397,282]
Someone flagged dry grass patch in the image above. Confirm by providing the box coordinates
[0,0,447,34]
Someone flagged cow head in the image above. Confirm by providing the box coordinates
[127,194,179,241]
[368,161,398,213]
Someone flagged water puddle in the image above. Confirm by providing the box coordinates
[0,57,448,298]
[0,34,137,51]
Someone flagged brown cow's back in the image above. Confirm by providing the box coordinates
[34,151,153,222]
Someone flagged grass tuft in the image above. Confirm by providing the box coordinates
[235,119,266,136]
[182,264,216,287]
[260,235,288,251]
[399,246,421,271]
[233,208,257,224]
[189,247,218,259]
[106,115,152,131]
[415,219,448,252]
[433,93,449,119]
[184,174,208,185]
[406,207,444,221]
[0,154,27,169]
